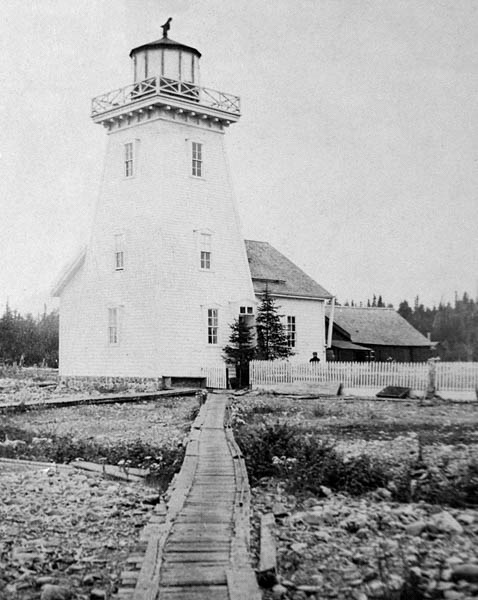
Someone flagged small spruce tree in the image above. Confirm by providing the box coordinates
[222,317,255,387]
[255,287,292,360]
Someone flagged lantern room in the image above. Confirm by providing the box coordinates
[129,24,201,85]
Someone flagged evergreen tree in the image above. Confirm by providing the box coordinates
[0,304,59,366]
[222,317,255,387]
[399,291,478,361]
[255,288,292,360]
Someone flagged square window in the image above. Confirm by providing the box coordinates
[192,142,203,177]
[207,308,218,344]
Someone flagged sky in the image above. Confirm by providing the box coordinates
[1,0,477,314]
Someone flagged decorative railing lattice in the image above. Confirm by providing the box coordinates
[91,75,240,117]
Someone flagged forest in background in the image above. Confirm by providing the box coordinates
[344,292,478,362]
[397,293,478,362]
[0,304,59,367]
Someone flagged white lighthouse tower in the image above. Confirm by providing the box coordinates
[53,21,256,381]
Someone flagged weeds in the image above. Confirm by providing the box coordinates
[235,421,389,496]
[234,420,478,505]
[0,426,184,492]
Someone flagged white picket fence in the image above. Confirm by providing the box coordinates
[436,362,478,391]
[250,360,478,392]
[201,365,227,389]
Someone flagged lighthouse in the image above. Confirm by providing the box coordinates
[53,21,256,380]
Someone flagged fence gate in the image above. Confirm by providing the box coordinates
[200,365,227,389]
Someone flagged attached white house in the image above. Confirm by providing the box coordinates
[52,27,332,380]
[245,240,332,361]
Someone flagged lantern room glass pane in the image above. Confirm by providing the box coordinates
[181,53,194,83]
[148,50,162,77]
[135,53,147,82]
[163,49,180,80]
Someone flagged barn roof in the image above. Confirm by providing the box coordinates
[245,240,332,300]
[327,306,431,347]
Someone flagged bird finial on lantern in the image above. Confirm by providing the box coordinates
[161,17,172,38]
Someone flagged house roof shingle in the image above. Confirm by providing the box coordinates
[245,240,332,300]
[327,306,431,347]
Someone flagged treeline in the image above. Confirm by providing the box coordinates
[397,293,478,362]
[0,305,59,367]
[343,294,392,308]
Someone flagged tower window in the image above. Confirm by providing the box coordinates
[207,309,218,344]
[286,316,296,348]
[192,142,203,177]
[124,142,134,177]
[115,234,124,271]
[200,233,212,269]
[108,308,119,345]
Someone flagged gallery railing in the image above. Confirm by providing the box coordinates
[91,75,241,117]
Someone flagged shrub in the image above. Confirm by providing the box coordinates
[235,421,299,481]
[235,421,389,496]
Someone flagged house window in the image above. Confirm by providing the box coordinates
[286,316,296,348]
[207,308,218,344]
[239,306,255,329]
[115,234,124,271]
[192,142,203,177]
[124,142,134,177]
[108,308,119,345]
[200,233,211,269]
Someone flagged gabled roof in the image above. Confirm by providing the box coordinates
[51,247,87,297]
[245,240,332,300]
[327,306,431,347]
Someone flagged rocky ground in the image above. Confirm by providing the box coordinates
[236,393,478,599]
[253,480,478,600]
[0,463,156,600]
[4,396,197,446]
[3,381,478,600]
[0,382,198,600]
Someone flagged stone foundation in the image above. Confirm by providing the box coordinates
[59,375,207,394]
[59,376,164,394]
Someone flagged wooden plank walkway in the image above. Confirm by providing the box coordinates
[0,388,197,412]
[115,395,261,600]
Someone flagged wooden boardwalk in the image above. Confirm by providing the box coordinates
[116,395,261,600]
[0,388,197,412]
